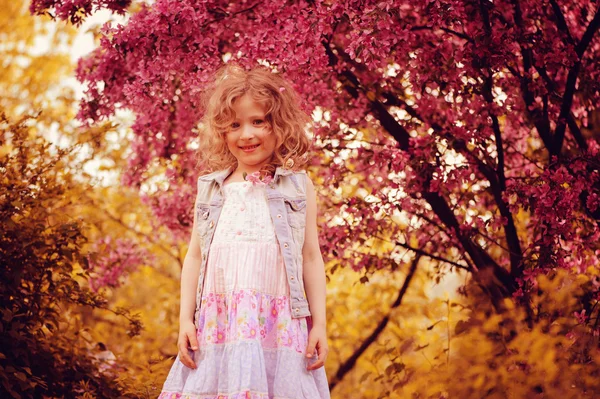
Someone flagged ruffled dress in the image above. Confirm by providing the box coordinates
[159,181,330,399]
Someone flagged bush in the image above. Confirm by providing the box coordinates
[396,268,600,398]
[0,112,140,398]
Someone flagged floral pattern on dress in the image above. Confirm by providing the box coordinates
[197,289,308,353]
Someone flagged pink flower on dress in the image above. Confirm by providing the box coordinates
[244,171,273,186]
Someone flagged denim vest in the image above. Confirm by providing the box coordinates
[193,165,310,323]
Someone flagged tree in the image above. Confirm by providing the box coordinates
[0,2,149,397]
[28,0,600,396]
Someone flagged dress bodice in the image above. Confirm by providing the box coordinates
[211,182,276,244]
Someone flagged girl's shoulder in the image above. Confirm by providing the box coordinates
[276,166,306,177]
[198,167,233,184]
[198,170,221,182]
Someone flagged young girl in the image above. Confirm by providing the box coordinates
[159,64,331,399]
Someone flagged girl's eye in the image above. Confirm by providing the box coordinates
[230,120,264,129]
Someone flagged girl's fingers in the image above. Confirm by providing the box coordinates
[307,357,324,370]
[307,344,328,370]
[188,331,199,351]
[178,339,196,369]
[180,349,196,369]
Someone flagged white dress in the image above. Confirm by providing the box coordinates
[159,181,330,398]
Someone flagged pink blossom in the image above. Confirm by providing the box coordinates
[87,236,154,291]
[27,0,600,320]
[245,171,273,186]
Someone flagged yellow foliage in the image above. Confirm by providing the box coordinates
[394,269,600,399]
[0,1,77,127]
[321,262,600,399]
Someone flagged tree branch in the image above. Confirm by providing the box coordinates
[552,8,600,157]
[410,25,474,43]
[329,255,421,391]
[478,0,524,279]
[510,0,553,152]
[532,64,588,152]
[548,0,575,46]
[322,41,410,149]
[392,240,469,271]
[99,208,183,269]
[322,38,516,303]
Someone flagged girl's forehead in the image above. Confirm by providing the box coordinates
[231,94,268,114]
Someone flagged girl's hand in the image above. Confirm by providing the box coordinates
[177,320,199,369]
[305,324,328,370]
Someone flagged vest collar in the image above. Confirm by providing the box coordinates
[209,165,294,188]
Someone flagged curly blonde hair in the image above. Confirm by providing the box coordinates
[197,63,313,177]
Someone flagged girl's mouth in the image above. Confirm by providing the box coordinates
[240,144,260,152]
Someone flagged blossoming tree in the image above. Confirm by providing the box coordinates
[29,0,600,395]
[31,0,600,299]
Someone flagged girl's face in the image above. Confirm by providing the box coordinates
[225,93,277,172]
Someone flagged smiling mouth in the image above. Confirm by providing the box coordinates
[240,144,260,150]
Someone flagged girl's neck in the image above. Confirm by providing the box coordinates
[234,160,275,178]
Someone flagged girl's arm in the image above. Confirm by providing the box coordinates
[302,176,327,328]
[179,190,203,325]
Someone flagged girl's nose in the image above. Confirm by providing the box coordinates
[240,124,255,138]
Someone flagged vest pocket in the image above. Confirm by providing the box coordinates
[283,197,306,256]
[283,198,306,229]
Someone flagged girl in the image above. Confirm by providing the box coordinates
[159,64,331,399]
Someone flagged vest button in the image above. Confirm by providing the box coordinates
[290,276,295,281]
[209,220,214,228]
[294,308,299,313]
[283,243,289,248]
[202,211,209,219]
[277,214,282,218]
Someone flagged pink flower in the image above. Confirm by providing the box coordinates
[245,171,273,186]
[574,310,588,324]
